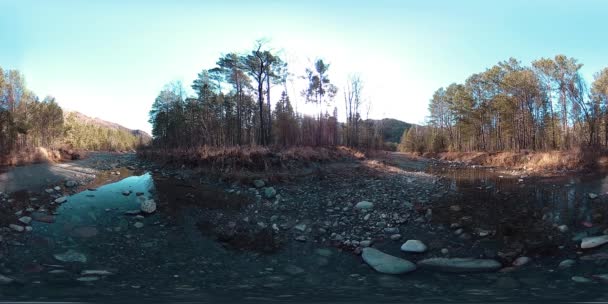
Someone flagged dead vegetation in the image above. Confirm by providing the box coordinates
[0,147,86,167]
[415,149,607,172]
[138,145,367,173]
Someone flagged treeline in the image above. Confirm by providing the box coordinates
[149,41,384,150]
[400,55,608,153]
[0,67,143,160]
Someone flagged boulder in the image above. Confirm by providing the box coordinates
[361,248,416,274]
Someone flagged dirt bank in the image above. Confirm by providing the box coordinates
[399,150,608,174]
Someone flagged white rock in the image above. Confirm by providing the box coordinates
[140,199,156,214]
[581,235,608,249]
[360,240,373,247]
[588,193,598,199]
[571,276,592,283]
[361,248,416,274]
[134,222,144,229]
[0,274,14,284]
[54,186,61,191]
[54,196,68,204]
[355,201,374,210]
[557,225,569,233]
[9,224,24,232]
[400,240,427,253]
[513,256,531,267]
[18,216,32,225]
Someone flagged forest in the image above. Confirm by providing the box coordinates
[0,66,144,163]
[399,55,608,153]
[148,41,389,151]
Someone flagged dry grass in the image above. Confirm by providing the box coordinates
[0,147,62,166]
[428,149,603,172]
[138,145,367,172]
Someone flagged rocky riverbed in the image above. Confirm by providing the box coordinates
[0,152,607,301]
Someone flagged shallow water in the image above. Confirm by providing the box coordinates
[2,171,608,302]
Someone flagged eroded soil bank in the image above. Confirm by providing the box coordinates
[0,152,607,302]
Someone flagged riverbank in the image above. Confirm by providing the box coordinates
[400,150,608,174]
[0,150,607,301]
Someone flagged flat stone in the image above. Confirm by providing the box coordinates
[417,258,501,273]
[571,276,592,283]
[589,193,598,199]
[355,201,374,210]
[581,235,608,249]
[122,190,131,196]
[134,222,144,229]
[293,223,307,232]
[76,276,99,282]
[401,240,427,253]
[360,240,373,247]
[54,196,68,204]
[558,259,576,269]
[361,248,416,274]
[9,224,24,232]
[0,274,14,285]
[53,186,61,191]
[54,249,87,263]
[383,227,399,234]
[390,234,402,241]
[81,270,113,276]
[18,216,32,225]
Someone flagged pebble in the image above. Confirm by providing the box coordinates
[360,240,373,247]
[417,258,502,273]
[571,276,592,283]
[354,201,374,210]
[134,222,144,229]
[54,249,87,263]
[390,234,402,241]
[293,223,307,232]
[588,193,598,199]
[557,225,569,233]
[76,276,100,282]
[263,187,277,199]
[140,199,156,214]
[54,196,68,204]
[53,186,61,191]
[253,180,265,188]
[81,270,113,276]
[0,274,14,284]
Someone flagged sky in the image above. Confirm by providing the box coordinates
[1,0,608,134]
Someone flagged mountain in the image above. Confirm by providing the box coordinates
[366,118,413,143]
[64,111,152,143]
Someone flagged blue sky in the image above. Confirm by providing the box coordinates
[1,0,608,134]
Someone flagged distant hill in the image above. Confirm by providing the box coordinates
[64,111,152,144]
[366,118,413,143]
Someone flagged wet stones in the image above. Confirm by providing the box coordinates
[133,222,144,229]
[122,190,132,196]
[417,258,502,273]
[361,248,416,274]
[400,240,427,253]
[383,227,399,235]
[140,199,157,214]
[54,249,87,263]
[355,201,374,210]
[81,270,113,276]
[580,235,608,249]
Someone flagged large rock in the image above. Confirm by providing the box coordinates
[581,235,608,249]
[355,201,374,210]
[417,258,501,273]
[140,199,157,214]
[401,240,427,253]
[361,248,416,274]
